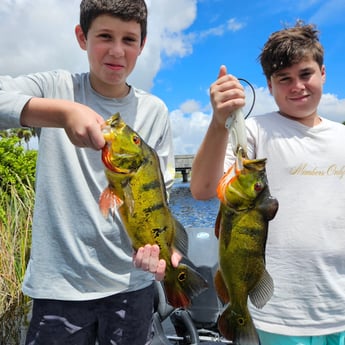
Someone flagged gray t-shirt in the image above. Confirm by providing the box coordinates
[0,70,175,300]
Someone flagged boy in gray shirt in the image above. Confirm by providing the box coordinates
[0,1,176,344]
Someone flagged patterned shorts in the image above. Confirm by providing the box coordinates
[25,283,154,345]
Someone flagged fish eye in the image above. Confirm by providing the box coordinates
[178,271,186,282]
[237,317,245,326]
[133,135,141,145]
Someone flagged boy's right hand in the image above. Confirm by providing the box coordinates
[63,102,106,150]
[209,65,245,128]
[21,98,106,150]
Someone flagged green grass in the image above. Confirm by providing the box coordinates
[0,178,33,344]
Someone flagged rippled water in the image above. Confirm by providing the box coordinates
[169,180,219,229]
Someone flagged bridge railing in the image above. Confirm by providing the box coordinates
[174,155,194,182]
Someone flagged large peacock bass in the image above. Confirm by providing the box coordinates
[99,112,208,308]
[215,149,279,344]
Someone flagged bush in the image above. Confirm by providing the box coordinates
[0,136,37,344]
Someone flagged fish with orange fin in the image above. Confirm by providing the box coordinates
[99,112,208,308]
[214,148,279,345]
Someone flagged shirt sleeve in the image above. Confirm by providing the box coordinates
[0,75,34,128]
[0,70,73,129]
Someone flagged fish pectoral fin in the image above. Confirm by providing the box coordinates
[172,218,188,256]
[215,211,222,238]
[122,183,135,215]
[99,187,123,218]
[249,269,274,309]
[214,269,229,304]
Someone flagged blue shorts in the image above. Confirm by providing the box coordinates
[25,283,154,345]
[258,329,345,345]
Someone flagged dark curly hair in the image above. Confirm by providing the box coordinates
[259,20,324,79]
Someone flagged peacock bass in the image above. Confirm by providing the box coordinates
[214,149,279,345]
[99,112,208,308]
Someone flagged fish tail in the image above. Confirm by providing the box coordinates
[218,305,260,345]
[163,263,208,308]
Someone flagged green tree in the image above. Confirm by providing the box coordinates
[0,136,37,221]
[0,127,38,150]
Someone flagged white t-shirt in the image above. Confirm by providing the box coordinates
[0,70,175,300]
[225,111,345,336]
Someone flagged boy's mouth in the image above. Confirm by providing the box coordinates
[290,94,310,101]
[105,63,124,71]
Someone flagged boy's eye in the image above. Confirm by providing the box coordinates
[123,36,137,44]
[300,71,312,79]
[99,33,112,39]
[279,77,290,83]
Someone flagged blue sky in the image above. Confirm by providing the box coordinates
[151,0,345,111]
[1,0,345,153]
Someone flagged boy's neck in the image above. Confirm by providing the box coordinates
[89,74,131,98]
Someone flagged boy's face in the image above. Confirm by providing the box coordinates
[268,57,326,126]
[75,14,145,97]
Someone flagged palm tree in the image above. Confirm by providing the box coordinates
[0,128,37,150]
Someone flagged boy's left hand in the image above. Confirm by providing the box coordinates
[133,244,182,281]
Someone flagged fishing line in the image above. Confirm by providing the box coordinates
[238,78,256,119]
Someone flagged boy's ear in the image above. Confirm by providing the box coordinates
[139,37,147,55]
[75,25,87,50]
[321,65,326,83]
[267,78,273,94]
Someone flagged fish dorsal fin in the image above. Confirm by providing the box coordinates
[172,218,188,256]
[249,269,274,309]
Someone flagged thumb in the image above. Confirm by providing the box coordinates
[217,65,227,79]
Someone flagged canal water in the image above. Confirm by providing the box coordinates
[169,179,219,229]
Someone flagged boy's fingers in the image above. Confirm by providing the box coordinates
[217,65,228,79]
[155,259,167,281]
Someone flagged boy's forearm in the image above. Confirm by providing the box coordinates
[190,119,228,200]
[20,97,105,150]
[20,97,75,128]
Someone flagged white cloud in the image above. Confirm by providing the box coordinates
[0,0,84,76]
[227,18,246,31]
[197,17,246,41]
[0,0,197,91]
[319,93,345,123]
[170,109,211,154]
[180,100,202,114]
[129,0,198,90]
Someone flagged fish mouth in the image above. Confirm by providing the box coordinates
[102,142,134,175]
[105,153,137,174]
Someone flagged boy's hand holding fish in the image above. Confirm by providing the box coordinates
[209,65,246,129]
[133,244,182,281]
[21,97,106,150]
[190,65,246,200]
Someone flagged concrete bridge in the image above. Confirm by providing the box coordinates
[175,154,195,182]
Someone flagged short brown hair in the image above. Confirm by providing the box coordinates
[259,20,324,79]
[79,0,147,45]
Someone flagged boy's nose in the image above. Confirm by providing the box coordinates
[291,78,306,91]
[109,43,125,57]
